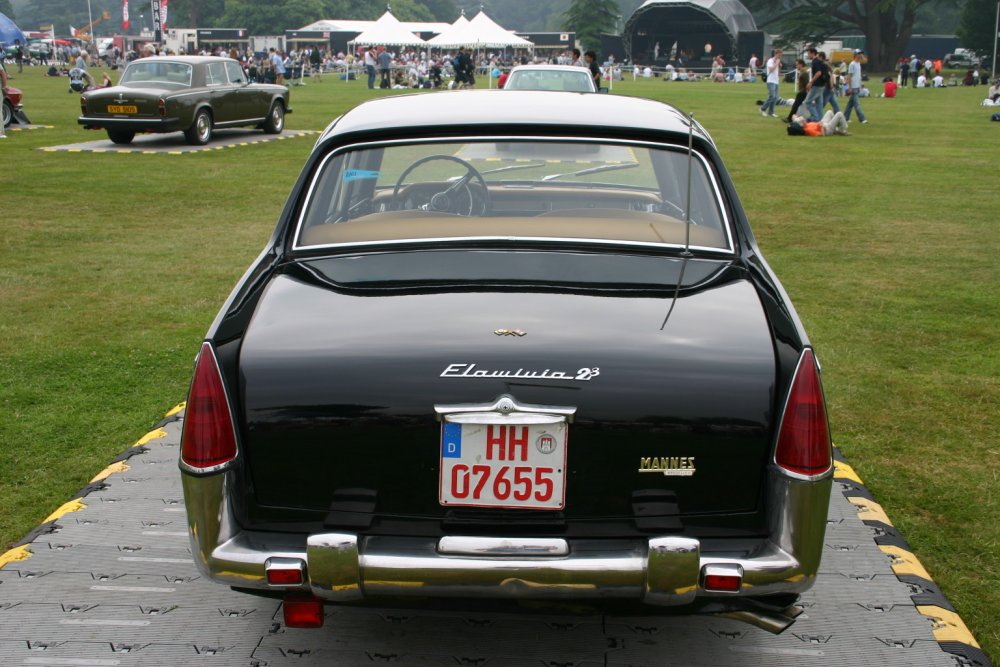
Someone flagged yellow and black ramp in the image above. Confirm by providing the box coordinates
[0,412,992,666]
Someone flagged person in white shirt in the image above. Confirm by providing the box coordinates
[932,74,944,87]
[916,74,927,88]
[843,51,867,124]
[761,48,782,117]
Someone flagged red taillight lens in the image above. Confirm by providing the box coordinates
[180,342,238,469]
[283,594,324,628]
[774,349,832,476]
[158,98,166,117]
[80,96,87,114]
[267,567,304,586]
[703,574,742,592]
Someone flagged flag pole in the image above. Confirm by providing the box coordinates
[993,0,999,80]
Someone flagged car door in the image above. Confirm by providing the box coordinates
[204,60,239,124]
[225,60,258,122]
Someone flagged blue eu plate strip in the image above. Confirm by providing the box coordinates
[442,423,462,458]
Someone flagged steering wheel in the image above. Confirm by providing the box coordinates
[392,155,490,216]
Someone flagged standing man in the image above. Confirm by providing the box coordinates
[819,52,840,115]
[761,48,782,117]
[785,58,809,123]
[310,46,322,82]
[748,52,758,80]
[269,48,286,86]
[585,50,601,89]
[843,50,868,124]
[13,40,24,73]
[378,46,392,89]
[898,57,909,87]
[363,46,377,89]
[909,55,920,86]
[802,46,828,120]
[0,57,8,139]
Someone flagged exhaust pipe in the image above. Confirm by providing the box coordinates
[717,604,803,634]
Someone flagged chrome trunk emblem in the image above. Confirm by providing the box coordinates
[494,329,526,337]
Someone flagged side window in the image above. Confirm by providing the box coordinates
[206,62,227,86]
[226,62,245,84]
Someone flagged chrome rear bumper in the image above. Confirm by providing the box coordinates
[181,467,831,607]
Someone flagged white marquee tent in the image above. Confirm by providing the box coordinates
[427,10,532,49]
[349,10,428,48]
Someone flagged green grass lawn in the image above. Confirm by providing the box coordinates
[1,66,997,659]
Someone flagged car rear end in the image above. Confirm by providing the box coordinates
[179,94,833,631]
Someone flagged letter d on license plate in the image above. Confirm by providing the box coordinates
[439,416,568,510]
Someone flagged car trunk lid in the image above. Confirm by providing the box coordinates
[238,256,776,533]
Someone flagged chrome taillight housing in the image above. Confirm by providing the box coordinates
[180,342,238,470]
[774,349,833,477]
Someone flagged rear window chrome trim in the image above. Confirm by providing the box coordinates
[291,135,735,255]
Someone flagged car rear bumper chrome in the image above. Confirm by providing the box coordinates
[78,115,180,130]
[181,468,831,606]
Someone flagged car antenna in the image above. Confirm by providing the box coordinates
[661,111,695,331]
[683,111,695,258]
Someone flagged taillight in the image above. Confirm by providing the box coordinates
[80,96,87,114]
[158,98,166,117]
[180,342,238,469]
[774,349,832,476]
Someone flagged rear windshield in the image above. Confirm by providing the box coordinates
[120,61,193,86]
[295,139,732,253]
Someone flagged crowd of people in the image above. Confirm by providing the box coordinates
[6,33,996,129]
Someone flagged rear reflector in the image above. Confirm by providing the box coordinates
[703,573,742,592]
[180,343,238,469]
[267,568,304,585]
[775,349,832,476]
[283,594,324,628]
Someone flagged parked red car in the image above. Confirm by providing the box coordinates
[2,85,28,128]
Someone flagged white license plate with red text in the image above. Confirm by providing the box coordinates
[439,416,568,510]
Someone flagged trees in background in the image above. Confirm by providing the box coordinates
[563,0,618,52]
[744,0,960,71]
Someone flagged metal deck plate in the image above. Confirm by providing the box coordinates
[1,414,990,666]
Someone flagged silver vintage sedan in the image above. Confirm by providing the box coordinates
[78,55,291,145]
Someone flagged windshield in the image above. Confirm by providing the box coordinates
[505,69,594,92]
[120,61,193,86]
[295,139,732,253]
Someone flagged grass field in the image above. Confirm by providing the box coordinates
[1,65,997,659]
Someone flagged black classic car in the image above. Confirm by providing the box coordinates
[78,55,290,145]
[180,91,833,633]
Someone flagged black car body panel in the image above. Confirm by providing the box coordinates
[240,264,775,524]
[180,91,832,631]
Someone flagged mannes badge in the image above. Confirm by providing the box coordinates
[638,456,696,477]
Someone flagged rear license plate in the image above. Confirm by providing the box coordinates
[107,105,137,114]
[439,419,567,510]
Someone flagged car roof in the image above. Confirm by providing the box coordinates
[319,90,707,144]
[128,55,232,66]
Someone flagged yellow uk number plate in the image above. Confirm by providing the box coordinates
[107,105,138,114]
